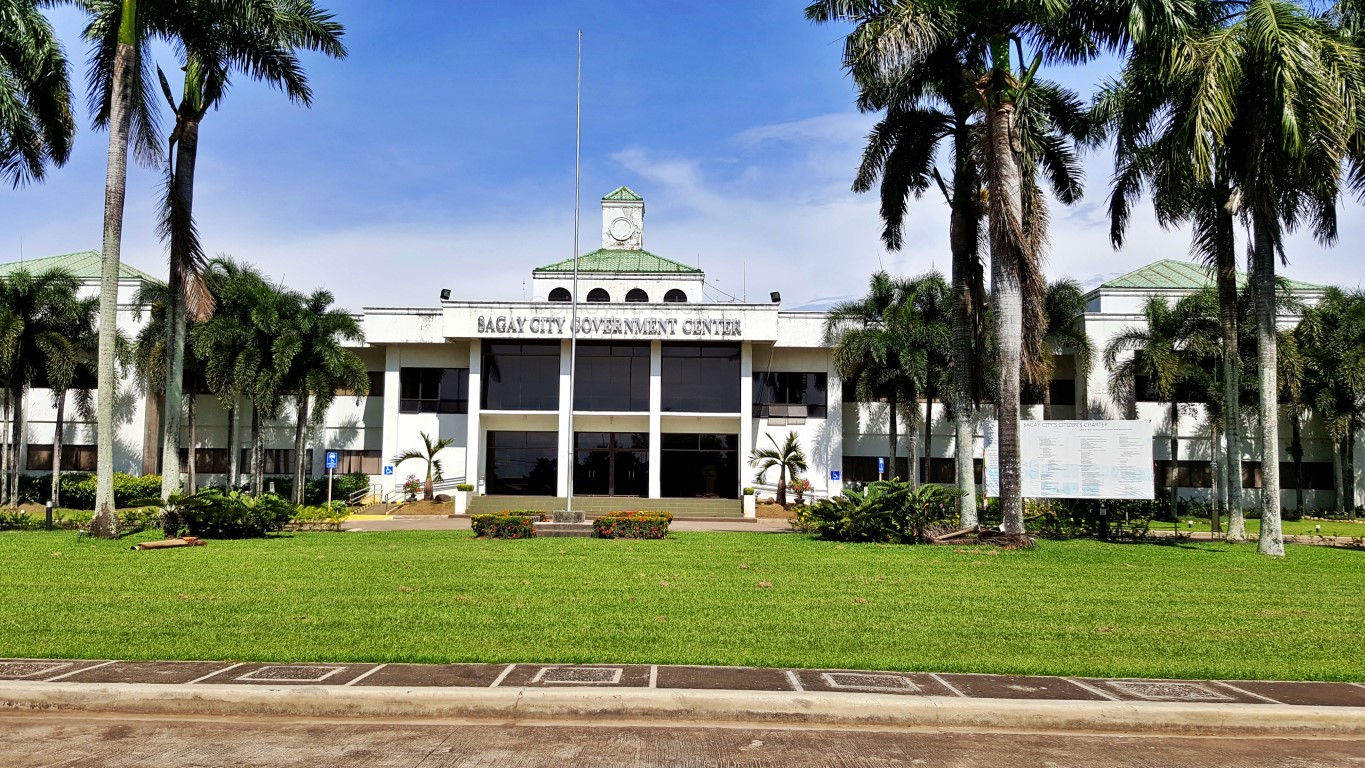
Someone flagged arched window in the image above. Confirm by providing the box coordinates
[663,289,687,303]
[625,288,649,303]
[587,288,610,302]
[548,287,571,302]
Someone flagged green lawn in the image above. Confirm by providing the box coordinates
[1152,516,1365,538]
[2,530,1362,681]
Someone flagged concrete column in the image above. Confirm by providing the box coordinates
[465,340,482,492]
[827,356,844,499]
[738,342,753,498]
[557,339,572,497]
[648,340,662,498]
[380,345,402,495]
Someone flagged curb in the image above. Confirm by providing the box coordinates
[3,682,1365,736]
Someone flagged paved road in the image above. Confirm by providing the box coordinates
[4,712,1364,767]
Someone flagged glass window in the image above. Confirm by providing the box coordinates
[239,448,312,475]
[660,432,738,499]
[487,431,558,495]
[574,343,649,411]
[27,444,97,471]
[337,371,385,397]
[664,289,687,303]
[339,449,381,475]
[399,368,467,413]
[753,372,827,420]
[661,343,740,413]
[548,287,571,302]
[177,448,229,474]
[587,288,610,302]
[625,288,648,302]
[482,342,560,411]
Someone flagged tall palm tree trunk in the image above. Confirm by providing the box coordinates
[92,0,138,537]
[292,392,310,505]
[50,389,66,506]
[1169,402,1180,521]
[1347,425,1357,519]
[923,387,934,486]
[888,395,899,480]
[8,389,22,507]
[1215,198,1246,541]
[185,396,196,494]
[1210,424,1222,533]
[986,95,1027,535]
[1290,415,1303,515]
[250,402,263,495]
[1251,212,1284,556]
[226,402,239,488]
[160,107,203,501]
[1,389,9,505]
[1334,437,1346,516]
[950,127,982,526]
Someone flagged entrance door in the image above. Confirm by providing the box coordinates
[574,432,649,497]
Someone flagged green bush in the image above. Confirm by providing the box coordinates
[471,511,538,539]
[19,473,165,509]
[174,490,294,538]
[0,505,159,534]
[291,501,349,524]
[594,511,673,539]
[455,483,474,492]
[800,480,962,544]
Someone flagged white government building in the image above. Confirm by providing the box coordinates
[3,186,1360,516]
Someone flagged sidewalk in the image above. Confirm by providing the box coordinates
[344,516,794,533]
[3,658,1362,736]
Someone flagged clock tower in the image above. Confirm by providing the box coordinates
[600,186,644,250]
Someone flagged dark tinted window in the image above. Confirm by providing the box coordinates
[487,431,558,495]
[548,287,571,302]
[753,372,827,419]
[662,343,739,412]
[574,343,649,411]
[587,288,610,302]
[660,432,738,499]
[625,288,648,302]
[664,289,687,303]
[399,368,468,413]
[483,342,560,411]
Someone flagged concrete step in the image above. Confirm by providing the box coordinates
[531,521,595,538]
[468,495,741,518]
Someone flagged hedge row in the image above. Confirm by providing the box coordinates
[471,511,542,539]
[16,472,372,509]
[594,511,673,539]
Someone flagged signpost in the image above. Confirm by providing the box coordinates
[877,456,885,481]
[325,450,339,508]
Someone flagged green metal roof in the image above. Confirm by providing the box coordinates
[535,248,702,275]
[1100,259,1325,291]
[0,250,161,282]
[601,186,643,202]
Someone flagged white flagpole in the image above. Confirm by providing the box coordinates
[566,30,582,521]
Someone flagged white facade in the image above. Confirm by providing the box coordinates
[5,200,1361,515]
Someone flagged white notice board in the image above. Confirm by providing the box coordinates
[984,420,1155,499]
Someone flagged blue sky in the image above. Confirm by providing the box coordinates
[4,1,1363,312]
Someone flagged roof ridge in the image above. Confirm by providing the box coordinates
[534,248,702,275]
[0,250,162,283]
[601,185,643,202]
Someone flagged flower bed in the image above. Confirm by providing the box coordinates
[593,511,673,539]
[470,511,540,539]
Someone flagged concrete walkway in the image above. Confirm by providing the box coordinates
[344,516,794,533]
[2,658,1362,737]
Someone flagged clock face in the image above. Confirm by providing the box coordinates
[609,217,635,242]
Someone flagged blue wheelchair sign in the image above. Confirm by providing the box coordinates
[325,450,339,470]
[877,457,885,474]
[383,465,394,476]
[830,470,841,481]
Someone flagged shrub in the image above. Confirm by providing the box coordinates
[175,490,295,538]
[801,480,962,544]
[470,511,538,539]
[22,473,167,510]
[456,483,474,492]
[786,478,813,505]
[742,487,755,496]
[402,474,421,502]
[291,501,349,524]
[594,511,673,539]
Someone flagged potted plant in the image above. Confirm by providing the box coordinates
[742,487,756,518]
[454,482,474,515]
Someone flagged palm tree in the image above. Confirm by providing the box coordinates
[276,288,366,504]
[132,280,211,493]
[749,430,809,507]
[1296,288,1365,518]
[392,431,455,502]
[40,294,100,507]
[190,258,292,494]
[0,0,74,186]
[0,268,84,506]
[806,0,1141,534]
[824,272,923,486]
[1170,0,1361,555]
[1105,295,1217,520]
[1032,279,1094,421]
[154,0,346,501]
